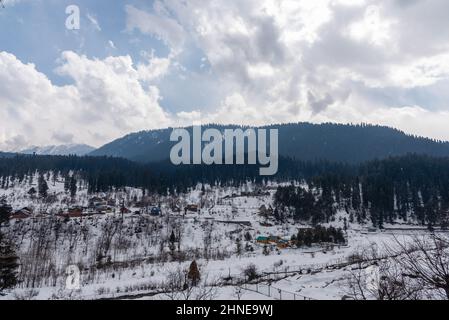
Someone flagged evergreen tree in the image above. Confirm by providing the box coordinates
[303,229,314,247]
[273,207,280,221]
[27,187,36,198]
[0,200,12,224]
[0,233,19,295]
[235,238,242,256]
[187,260,200,286]
[0,201,18,295]
[263,245,269,256]
[296,230,304,247]
[64,174,70,193]
[169,230,176,252]
[38,174,48,198]
[70,176,77,198]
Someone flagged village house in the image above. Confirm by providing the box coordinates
[256,235,291,248]
[276,239,290,249]
[10,207,33,220]
[185,204,198,213]
[68,207,83,215]
[120,207,132,214]
[57,211,83,219]
[95,205,113,214]
[256,236,270,244]
[150,206,162,216]
[34,213,50,220]
[88,196,103,207]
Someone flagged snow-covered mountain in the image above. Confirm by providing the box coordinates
[20,144,95,156]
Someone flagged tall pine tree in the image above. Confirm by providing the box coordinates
[38,174,49,199]
[0,200,19,295]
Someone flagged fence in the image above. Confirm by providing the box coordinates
[241,282,314,300]
[260,257,351,278]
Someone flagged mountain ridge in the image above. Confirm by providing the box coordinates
[20,144,95,156]
[89,122,449,164]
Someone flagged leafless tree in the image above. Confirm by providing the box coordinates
[346,234,449,300]
[346,254,422,300]
[203,224,213,260]
[242,263,259,282]
[162,267,218,300]
[233,286,244,300]
[388,234,449,299]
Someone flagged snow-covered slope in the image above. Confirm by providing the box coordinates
[20,144,95,156]
[0,176,441,300]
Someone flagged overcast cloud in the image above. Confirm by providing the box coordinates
[1,0,449,150]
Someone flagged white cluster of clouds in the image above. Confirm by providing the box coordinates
[0,51,170,150]
[2,0,449,150]
[127,0,449,139]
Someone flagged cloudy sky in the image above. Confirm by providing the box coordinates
[1,0,449,150]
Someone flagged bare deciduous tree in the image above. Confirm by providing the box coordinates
[162,267,217,300]
[346,234,449,300]
[389,234,449,299]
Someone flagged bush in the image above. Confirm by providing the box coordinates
[243,263,259,281]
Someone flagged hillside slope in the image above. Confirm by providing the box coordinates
[90,123,449,164]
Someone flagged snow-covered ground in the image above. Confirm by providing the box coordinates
[0,175,443,300]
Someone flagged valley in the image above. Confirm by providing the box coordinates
[0,172,445,300]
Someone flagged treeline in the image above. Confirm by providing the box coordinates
[292,226,346,247]
[273,122,449,163]
[275,155,449,227]
[2,154,449,226]
[91,122,449,164]
[0,154,351,194]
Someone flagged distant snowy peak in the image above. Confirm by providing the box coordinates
[21,144,96,156]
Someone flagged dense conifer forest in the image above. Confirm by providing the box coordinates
[1,153,449,227]
[90,123,449,164]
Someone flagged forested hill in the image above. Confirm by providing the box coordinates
[89,123,449,164]
[0,152,16,158]
[0,154,346,193]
